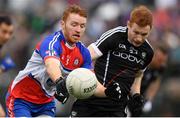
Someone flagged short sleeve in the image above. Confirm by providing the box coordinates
[39,33,62,60]
[81,47,92,69]
[93,27,126,54]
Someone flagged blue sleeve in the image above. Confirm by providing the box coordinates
[39,33,62,60]
[81,47,92,69]
[0,54,16,71]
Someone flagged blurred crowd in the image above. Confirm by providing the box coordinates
[0,0,179,116]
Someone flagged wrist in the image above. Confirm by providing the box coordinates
[55,77,64,85]
[132,93,141,97]
[94,82,106,97]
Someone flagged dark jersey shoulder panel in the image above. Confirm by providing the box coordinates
[139,40,154,69]
[94,26,154,94]
[94,26,127,54]
[73,26,154,112]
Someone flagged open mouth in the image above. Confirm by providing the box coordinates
[72,34,80,39]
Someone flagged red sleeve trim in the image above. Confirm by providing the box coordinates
[44,56,60,61]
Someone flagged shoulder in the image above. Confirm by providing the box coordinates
[38,31,62,50]
[141,40,154,61]
[43,31,62,42]
[76,42,89,53]
[100,26,127,38]
[95,26,127,46]
[145,40,154,53]
[76,42,91,60]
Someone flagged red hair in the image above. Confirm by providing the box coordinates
[62,4,87,21]
[129,5,153,28]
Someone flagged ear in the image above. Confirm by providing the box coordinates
[127,21,130,29]
[60,20,65,28]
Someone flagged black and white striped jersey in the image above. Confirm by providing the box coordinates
[93,26,154,94]
[74,26,154,111]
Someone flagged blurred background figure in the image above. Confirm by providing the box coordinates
[141,44,168,115]
[0,16,15,74]
[152,77,180,116]
[0,15,15,117]
[0,0,179,117]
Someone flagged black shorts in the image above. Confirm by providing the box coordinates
[71,104,127,117]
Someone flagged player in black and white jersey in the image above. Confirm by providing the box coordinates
[71,5,154,117]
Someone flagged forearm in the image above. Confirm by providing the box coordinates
[94,80,122,101]
[94,81,106,97]
[131,72,143,94]
[45,58,62,82]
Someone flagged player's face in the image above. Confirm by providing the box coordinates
[127,22,151,47]
[61,13,87,45]
[0,23,14,45]
[152,49,168,68]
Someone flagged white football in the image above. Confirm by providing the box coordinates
[66,68,97,99]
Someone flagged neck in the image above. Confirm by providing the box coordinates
[65,41,76,49]
[66,40,75,47]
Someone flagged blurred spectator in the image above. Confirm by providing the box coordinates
[140,44,168,116]
[0,15,15,117]
[151,78,180,116]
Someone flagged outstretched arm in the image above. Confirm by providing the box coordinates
[130,71,144,94]
[45,58,69,104]
[128,71,145,116]
[94,81,106,97]
[88,44,105,97]
[88,43,121,100]
[44,58,62,82]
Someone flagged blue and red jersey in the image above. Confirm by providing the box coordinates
[6,31,92,105]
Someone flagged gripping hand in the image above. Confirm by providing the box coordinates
[54,77,69,104]
[105,81,121,101]
[128,93,145,116]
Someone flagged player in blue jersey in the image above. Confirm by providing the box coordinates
[6,5,121,117]
[0,15,15,117]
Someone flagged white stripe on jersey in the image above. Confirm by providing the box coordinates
[99,26,126,40]
[145,39,153,50]
[96,26,126,46]
[103,51,111,86]
[48,34,58,52]
[142,39,153,72]
[48,33,61,56]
